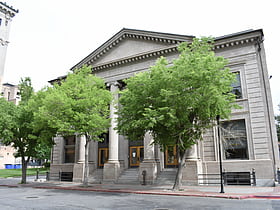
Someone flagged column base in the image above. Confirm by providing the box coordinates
[182,160,202,186]
[139,160,158,185]
[103,161,120,183]
[73,163,84,182]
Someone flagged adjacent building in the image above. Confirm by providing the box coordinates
[49,28,279,186]
[0,2,18,169]
[0,2,18,86]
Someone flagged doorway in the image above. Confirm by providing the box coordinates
[129,146,144,167]
[165,146,178,167]
[98,148,109,168]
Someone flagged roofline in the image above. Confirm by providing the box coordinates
[50,28,265,84]
[2,82,16,87]
[121,28,195,40]
[215,29,263,41]
[70,28,195,71]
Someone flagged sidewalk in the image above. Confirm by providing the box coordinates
[1,177,280,200]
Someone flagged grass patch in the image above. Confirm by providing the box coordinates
[0,168,49,178]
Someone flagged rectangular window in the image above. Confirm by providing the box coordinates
[231,72,242,99]
[64,136,75,163]
[221,119,248,159]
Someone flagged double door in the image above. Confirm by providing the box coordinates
[165,146,178,167]
[130,146,144,167]
[98,148,108,167]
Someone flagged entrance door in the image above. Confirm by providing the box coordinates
[98,148,109,168]
[130,146,144,167]
[165,146,178,167]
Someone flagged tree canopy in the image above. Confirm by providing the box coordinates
[116,37,238,190]
[37,65,112,185]
[0,78,55,184]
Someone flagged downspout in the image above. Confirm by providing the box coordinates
[256,36,277,181]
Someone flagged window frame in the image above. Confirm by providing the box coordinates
[231,71,242,99]
[221,119,249,160]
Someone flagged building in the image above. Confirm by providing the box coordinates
[49,28,279,186]
[1,82,20,104]
[0,83,20,169]
[0,2,18,86]
[0,2,18,169]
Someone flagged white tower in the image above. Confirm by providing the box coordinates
[0,2,18,86]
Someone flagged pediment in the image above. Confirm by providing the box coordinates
[71,28,194,70]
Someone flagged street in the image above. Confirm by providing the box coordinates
[0,187,280,210]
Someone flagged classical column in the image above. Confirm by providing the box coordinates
[143,132,155,160]
[103,82,121,183]
[108,82,119,162]
[73,135,86,182]
[77,135,86,163]
[139,132,158,184]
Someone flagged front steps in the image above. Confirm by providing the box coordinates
[89,168,177,185]
[89,169,103,184]
[155,168,177,186]
[117,168,140,185]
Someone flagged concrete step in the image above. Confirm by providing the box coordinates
[117,168,140,185]
[155,168,177,185]
[89,169,103,184]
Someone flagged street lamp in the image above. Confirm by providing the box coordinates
[216,115,224,193]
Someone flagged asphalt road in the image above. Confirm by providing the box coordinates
[0,187,280,210]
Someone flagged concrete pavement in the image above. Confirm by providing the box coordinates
[1,176,280,200]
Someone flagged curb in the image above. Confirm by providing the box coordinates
[1,184,280,200]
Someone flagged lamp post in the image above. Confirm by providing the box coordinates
[216,115,224,193]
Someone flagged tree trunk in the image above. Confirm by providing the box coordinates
[172,149,188,191]
[83,135,90,186]
[21,156,30,184]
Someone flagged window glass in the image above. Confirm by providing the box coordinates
[231,72,242,99]
[221,119,248,159]
[64,136,75,163]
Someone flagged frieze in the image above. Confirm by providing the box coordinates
[89,37,259,72]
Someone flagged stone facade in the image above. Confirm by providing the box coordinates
[49,28,279,186]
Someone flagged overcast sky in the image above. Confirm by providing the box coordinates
[3,0,280,114]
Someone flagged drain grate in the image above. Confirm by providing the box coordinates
[26,196,39,199]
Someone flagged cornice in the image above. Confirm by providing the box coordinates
[50,29,264,84]
[0,2,18,17]
[213,29,263,50]
[214,37,257,50]
[91,45,178,71]
[90,35,260,71]
[71,28,193,71]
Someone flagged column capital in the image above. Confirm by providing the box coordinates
[106,81,121,88]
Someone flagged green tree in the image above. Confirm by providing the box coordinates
[0,78,55,184]
[117,38,238,190]
[38,66,112,186]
